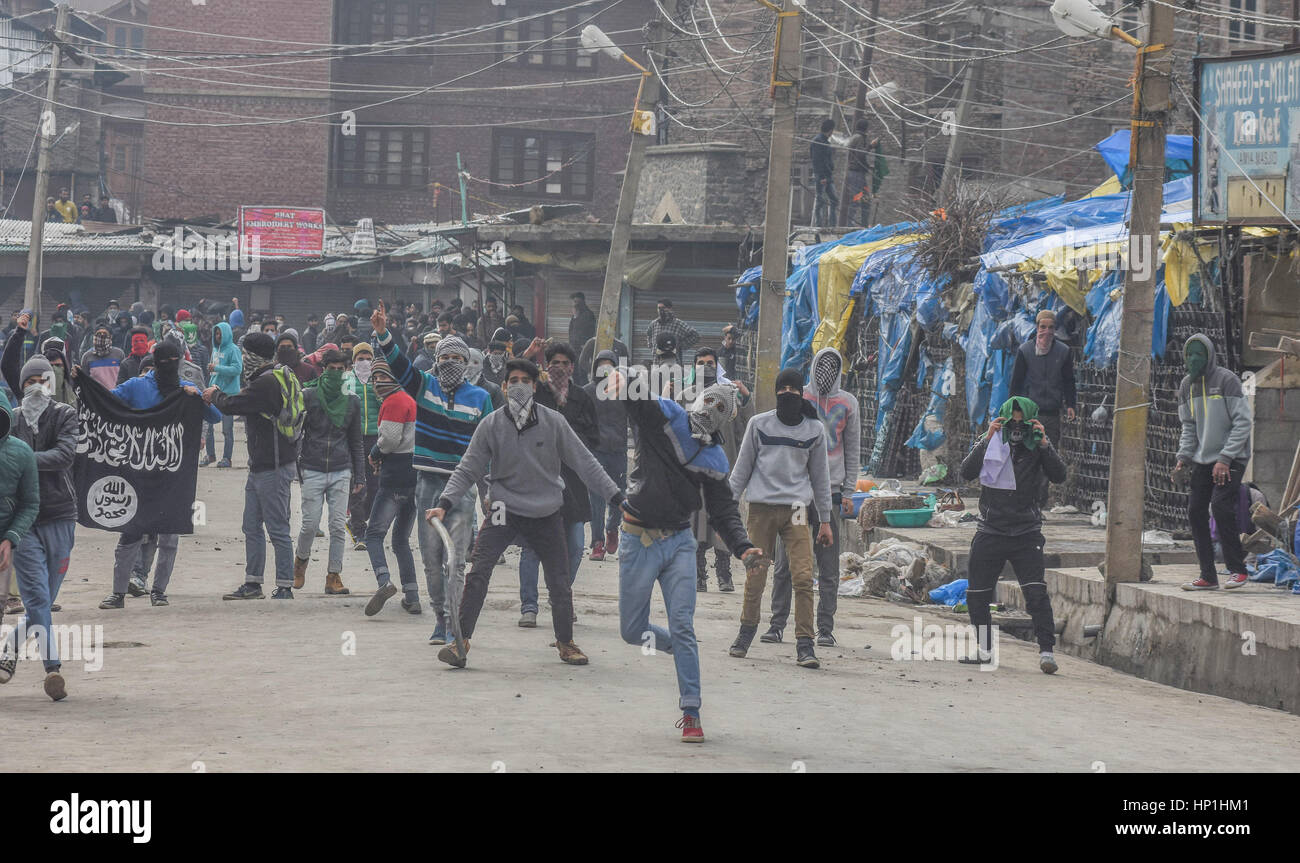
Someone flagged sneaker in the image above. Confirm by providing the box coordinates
[816,630,836,648]
[150,591,169,607]
[605,528,619,554]
[98,593,125,610]
[1223,573,1249,590]
[729,625,757,658]
[437,638,469,668]
[1040,651,1058,674]
[0,640,15,684]
[696,575,708,593]
[222,582,264,600]
[958,652,994,665]
[589,541,605,562]
[353,540,367,551]
[676,713,704,743]
[796,637,820,669]
[518,611,537,628]
[315,529,325,538]
[365,582,398,616]
[43,671,67,702]
[199,455,214,467]
[216,458,232,468]
[759,626,783,644]
[717,575,735,592]
[4,597,23,615]
[126,575,148,597]
[271,587,294,599]
[428,623,448,645]
[556,640,588,665]
[1181,577,1219,591]
[400,598,423,614]
[50,603,60,612]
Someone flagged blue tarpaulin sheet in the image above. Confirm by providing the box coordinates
[1095,130,1194,187]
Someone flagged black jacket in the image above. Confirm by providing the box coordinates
[211,366,298,472]
[298,389,364,478]
[0,329,78,523]
[568,307,596,359]
[960,433,1066,536]
[810,132,833,179]
[1010,338,1076,415]
[583,349,628,456]
[623,394,752,558]
[535,382,599,524]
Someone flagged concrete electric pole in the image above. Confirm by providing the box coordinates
[24,3,71,317]
[753,0,802,414]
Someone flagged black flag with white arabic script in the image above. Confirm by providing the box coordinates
[71,373,205,534]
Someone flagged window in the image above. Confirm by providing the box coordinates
[114,144,127,173]
[1228,0,1258,43]
[340,0,435,45]
[338,127,428,187]
[491,129,594,199]
[499,4,594,70]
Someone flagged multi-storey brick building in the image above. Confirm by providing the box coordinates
[136,0,654,223]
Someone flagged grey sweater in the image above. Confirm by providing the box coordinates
[438,401,621,519]
[1177,334,1252,466]
[729,408,833,518]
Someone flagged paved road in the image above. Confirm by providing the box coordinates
[3,445,1299,772]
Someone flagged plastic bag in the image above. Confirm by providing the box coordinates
[927,578,968,607]
[837,576,865,597]
[979,435,1016,490]
[1248,549,1299,587]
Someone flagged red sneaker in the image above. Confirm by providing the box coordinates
[605,528,619,555]
[676,713,704,743]
[589,541,605,562]
[1181,577,1220,591]
[1223,573,1249,589]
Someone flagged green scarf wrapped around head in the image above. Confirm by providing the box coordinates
[317,368,349,428]
[998,396,1044,449]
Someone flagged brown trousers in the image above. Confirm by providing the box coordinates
[741,502,815,639]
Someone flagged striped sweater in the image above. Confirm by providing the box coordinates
[377,329,493,474]
[374,389,416,488]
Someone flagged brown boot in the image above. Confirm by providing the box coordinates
[325,573,349,595]
[293,557,308,590]
[556,640,589,666]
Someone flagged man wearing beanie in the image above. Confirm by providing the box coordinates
[0,354,78,700]
[204,332,301,600]
[275,329,317,384]
[369,302,494,645]
[94,343,221,609]
[727,367,832,670]
[363,355,422,615]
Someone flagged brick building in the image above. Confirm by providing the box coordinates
[648,0,1299,227]
[136,0,653,224]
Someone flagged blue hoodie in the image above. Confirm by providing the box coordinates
[211,322,243,395]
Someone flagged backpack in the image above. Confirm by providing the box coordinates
[260,366,306,444]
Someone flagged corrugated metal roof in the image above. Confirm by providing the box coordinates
[0,219,155,254]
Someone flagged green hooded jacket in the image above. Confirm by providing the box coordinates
[0,400,41,549]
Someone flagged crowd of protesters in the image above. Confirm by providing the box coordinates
[0,290,1260,745]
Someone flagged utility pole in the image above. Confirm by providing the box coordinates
[593,4,675,358]
[936,9,990,208]
[456,153,469,225]
[838,0,880,226]
[753,0,802,414]
[1104,1,1176,587]
[24,3,70,317]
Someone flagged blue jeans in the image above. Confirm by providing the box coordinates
[9,519,76,672]
[618,527,701,713]
[296,468,352,573]
[205,413,235,461]
[588,450,627,544]
[415,472,473,624]
[244,465,295,587]
[366,484,417,594]
[519,520,584,615]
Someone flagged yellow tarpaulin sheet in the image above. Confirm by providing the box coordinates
[1083,175,1122,198]
[504,246,667,291]
[809,234,923,356]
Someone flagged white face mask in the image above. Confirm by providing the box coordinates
[353,359,372,384]
[21,381,51,425]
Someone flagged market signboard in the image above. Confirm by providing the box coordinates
[238,206,326,258]
[1194,47,1300,226]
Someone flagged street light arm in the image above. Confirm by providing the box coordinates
[1110,25,1142,48]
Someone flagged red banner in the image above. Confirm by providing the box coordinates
[238,206,326,258]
